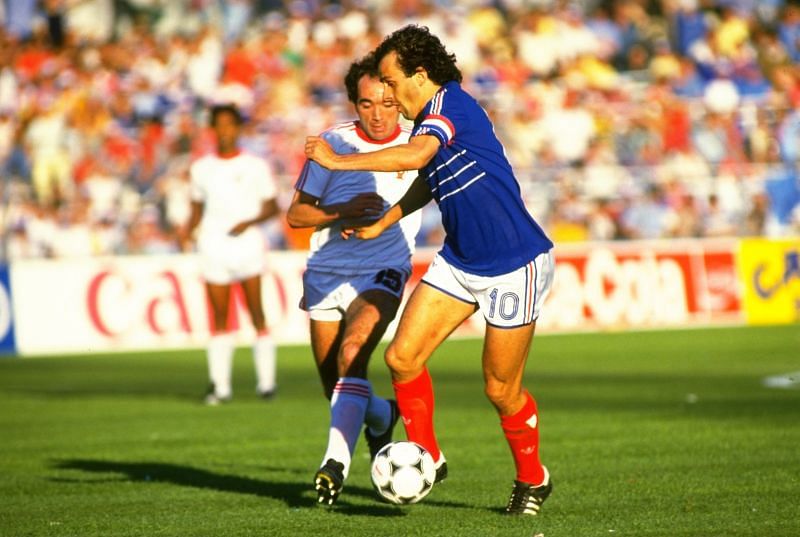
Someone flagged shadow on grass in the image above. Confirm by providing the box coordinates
[51,459,469,515]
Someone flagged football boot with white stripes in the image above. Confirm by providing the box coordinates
[505,467,552,516]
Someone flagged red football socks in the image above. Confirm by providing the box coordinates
[500,390,545,486]
[393,368,442,462]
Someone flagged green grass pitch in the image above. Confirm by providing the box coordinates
[1,324,798,537]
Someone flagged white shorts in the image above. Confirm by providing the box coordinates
[421,251,554,328]
[301,267,410,321]
[198,232,264,285]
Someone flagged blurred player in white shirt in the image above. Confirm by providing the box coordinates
[286,53,421,505]
[180,104,280,405]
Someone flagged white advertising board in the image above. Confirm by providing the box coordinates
[8,240,742,356]
[11,253,309,355]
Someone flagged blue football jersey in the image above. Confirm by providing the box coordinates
[412,81,553,276]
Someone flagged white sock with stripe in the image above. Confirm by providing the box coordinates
[207,333,234,398]
[321,377,371,478]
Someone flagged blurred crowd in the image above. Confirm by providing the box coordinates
[1,0,799,261]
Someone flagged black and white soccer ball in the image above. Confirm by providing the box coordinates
[370,441,436,504]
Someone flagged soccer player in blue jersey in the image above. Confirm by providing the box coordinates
[305,25,555,516]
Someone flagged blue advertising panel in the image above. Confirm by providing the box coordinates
[0,265,16,356]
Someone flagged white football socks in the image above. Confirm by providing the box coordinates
[322,377,371,478]
[207,333,234,398]
[253,333,276,395]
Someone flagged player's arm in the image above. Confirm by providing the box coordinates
[229,198,280,236]
[177,200,203,251]
[305,134,440,172]
[349,173,432,240]
[286,190,384,228]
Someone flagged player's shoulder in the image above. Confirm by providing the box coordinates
[320,120,358,143]
[399,123,413,138]
[235,150,268,165]
[189,153,216,173]
[321,120,357,137]
[431,82,471,111]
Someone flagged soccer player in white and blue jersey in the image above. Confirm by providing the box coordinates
[305,25,555,515]
[287,54,421,505]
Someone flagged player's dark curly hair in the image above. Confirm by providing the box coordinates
[344,53,379,104]
[374,25,462,85]
[209,103,243,127]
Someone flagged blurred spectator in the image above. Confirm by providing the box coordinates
[80,159,123,222]
[778,2,800,63]
[777,107,800,163]
[620,185,676,240]
[549,186,590,243]
[669,0,708,57]
[764,149,800,236]
[540,85,596,165]
[221,0,253,44]
[4,0,38,40]
[701,193,738,237]
[587,198,620,241]
[670,193,703,238]
[24,103,73,207]
[65,0,114,43]
[744,191,769,236]
[50,198,94,257]
[1,0,798,263]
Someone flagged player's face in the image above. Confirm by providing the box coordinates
[212,111,241,153]
[379,52,425,121]
[355,75,400,141]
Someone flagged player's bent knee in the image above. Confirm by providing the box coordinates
[484,380,517,412]
[385,343,421,377]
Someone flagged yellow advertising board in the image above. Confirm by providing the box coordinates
[738,238,800,325]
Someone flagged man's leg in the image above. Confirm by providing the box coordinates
[313,290,400,504]
[482,322,552,515]
[205,283,233,403]
[318,292,398,470]
[340,290,401,457]
[309,319,343,400]
[240,275,276,397]
[482,322,544,483]
[385,282,475,466]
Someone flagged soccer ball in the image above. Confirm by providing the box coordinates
[370,441,436,505]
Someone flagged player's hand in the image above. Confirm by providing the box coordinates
[305,136,337,168]
[351,220,385,241]
[175,226,193,252]
[338,192,384,220]
[229,222,249,236]
[340,218,383,241]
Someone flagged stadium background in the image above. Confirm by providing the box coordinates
[1,0,798,355]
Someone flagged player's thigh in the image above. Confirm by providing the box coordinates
[339,289,400,363]
[389,282,476,372]
[344,289,400,341]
